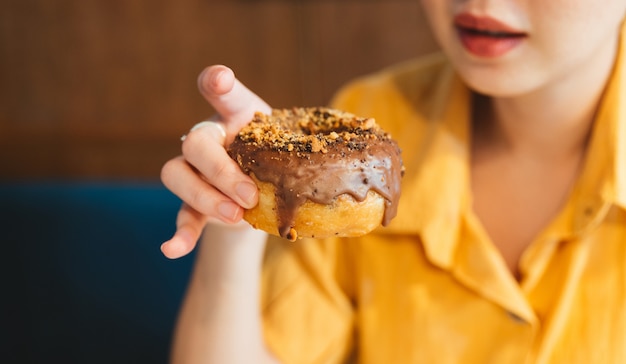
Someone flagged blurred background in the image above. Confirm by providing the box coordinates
[0,0,437,362]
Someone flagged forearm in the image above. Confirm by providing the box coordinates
[170,224,279,364]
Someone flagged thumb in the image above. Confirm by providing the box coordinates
[160,203,207,259]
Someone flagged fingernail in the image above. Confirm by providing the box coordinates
[218,201,241,222]
[235,182,258,207]
[160,240,181,259]
[210,68,224,88]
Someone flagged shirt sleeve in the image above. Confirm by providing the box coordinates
[260,235,356,364]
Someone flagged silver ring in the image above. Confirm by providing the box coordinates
[180,118,226,142]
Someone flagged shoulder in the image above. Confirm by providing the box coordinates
[330,53,456,135]
[333,53,450,97]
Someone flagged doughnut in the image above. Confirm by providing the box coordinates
[227,107,403,241]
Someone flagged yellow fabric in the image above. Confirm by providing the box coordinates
[260,32,626,364]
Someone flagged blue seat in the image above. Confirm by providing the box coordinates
[0,182,195,363]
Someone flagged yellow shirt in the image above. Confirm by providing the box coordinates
[260,35,626,364]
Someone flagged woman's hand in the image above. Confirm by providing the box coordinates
[160,65,272,259]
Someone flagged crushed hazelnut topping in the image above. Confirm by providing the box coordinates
[234,107,392,154]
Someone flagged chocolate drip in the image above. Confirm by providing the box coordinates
[227,108,403,240]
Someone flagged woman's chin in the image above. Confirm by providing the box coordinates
[461,73,538,98]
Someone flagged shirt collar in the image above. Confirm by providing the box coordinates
[365,17,626,269]
[382,21,626,264]
[595,20,626,210]
[381,62,471,269]
[561,19,626,235]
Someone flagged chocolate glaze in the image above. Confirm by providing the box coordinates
[227,108,403,240]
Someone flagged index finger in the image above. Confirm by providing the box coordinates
[197,65,271,143]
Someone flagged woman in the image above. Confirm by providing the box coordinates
[160,0,626,362]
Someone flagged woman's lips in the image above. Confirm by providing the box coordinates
[454,13,527,58]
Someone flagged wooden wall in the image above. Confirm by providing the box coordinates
[0,0,438,181]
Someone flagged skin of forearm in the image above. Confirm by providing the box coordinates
[170,224,279,364]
